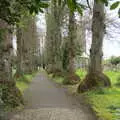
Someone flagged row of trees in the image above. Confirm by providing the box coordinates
[44,0,116,90]
[0,0,119,110]
[0,0,48,109]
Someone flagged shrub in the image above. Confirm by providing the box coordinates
[110,56,120,65]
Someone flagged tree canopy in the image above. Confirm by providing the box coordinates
[0,0,49,24]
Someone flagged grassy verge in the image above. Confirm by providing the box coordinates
[75,69,87,80]
[84,87,120,120]
[49,74,64,85]
[51,69,120,120]
[76,69,120,120]
[16,72,36,93]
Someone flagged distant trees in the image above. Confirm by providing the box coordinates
[110,56,120,65]
[16,15,39,77]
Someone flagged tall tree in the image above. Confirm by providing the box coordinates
[16,16,38,75]
[0,0,48,109]
[66,12,76,73]
[0,19,24,111]
[16,26,24,77]
[78,0,111,92]
[0,20,13,81]
[62,11,80,84]
[45,0,65,73]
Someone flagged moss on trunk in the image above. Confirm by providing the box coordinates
[63,72,80,85]
[0,81,24,109]
[77,72,111,93]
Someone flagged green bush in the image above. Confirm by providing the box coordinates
[110,56,120,65]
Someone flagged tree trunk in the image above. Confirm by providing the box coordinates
[45,0,63,74]
[16,26,24,77]
[68,12,76,73]
[63,12,80,85]
[78,1,111,92]
[89,1,104,73]
[0,20,24,108]
[17,16,38,74]
[0,19,13,81]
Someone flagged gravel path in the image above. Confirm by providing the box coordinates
[10,71,97,120]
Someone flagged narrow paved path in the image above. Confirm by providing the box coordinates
[10,72,97,120]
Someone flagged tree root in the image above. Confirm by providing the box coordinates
[63,72,80,85]
[77,72,111,93]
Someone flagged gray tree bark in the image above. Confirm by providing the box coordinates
[16,16,38,74]
[45,0,64,73]
[77,1,111,92]
[0,19,13,81]
[89,1,105,73]
[16,26,24,76]
[67,12,76,73]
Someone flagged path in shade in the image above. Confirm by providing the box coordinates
[10,71,97,120]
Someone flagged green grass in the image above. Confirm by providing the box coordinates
[85,87,120,120]
[76,69,120,120]
[16,73,36,93]
[49,74,64,85]
[75,69,87,79]
[105,71,120,85]
[50,70,83,85]
[53,76,64,84]
[49,69,120,119]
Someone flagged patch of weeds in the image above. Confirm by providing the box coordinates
[49,73,53,78]
[104,71,120,85]
[76,70,120,120]
[75,69,86,80]
[16,73,36,93]
[84,87,120,120]
[52,76,64,85]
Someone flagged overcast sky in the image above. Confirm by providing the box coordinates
[103,6,120,59]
